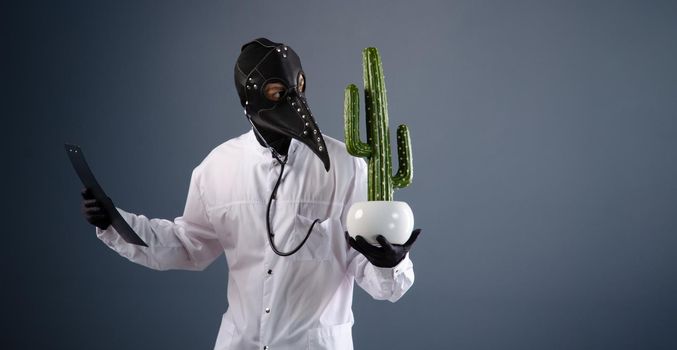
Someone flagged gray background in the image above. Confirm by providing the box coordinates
[5,0,677,349]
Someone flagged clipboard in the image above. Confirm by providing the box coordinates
[65,144,148,247]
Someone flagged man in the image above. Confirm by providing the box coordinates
[81,37,421,350]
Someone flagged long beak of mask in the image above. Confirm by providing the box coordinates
[236,38,331,172]
[248,92,330,171]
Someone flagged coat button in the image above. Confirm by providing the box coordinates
[263,346,269,350]
[267,269,272,275]
[265,307,271,313]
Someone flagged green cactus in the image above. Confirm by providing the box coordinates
[344,47,413,201]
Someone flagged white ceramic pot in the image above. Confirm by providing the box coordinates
[346,201,414,245]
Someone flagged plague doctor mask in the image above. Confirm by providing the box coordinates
[235,37,330,171]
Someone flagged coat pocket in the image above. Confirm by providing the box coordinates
[290,214,332,261]
[307,322,354,349]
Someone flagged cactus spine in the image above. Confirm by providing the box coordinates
[344,47,413,201]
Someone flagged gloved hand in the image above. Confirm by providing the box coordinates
[80,187,112,230]
[345,229,422,268]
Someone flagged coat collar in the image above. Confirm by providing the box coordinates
[244,129,301,166]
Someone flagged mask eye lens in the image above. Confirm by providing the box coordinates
[264,82,286,102]
[297,73,305,93]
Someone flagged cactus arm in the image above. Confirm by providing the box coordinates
[344,84,372,158]
[392,124,413,189]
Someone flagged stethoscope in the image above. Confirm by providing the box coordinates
[246,113,320,257]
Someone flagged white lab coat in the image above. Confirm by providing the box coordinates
[95,130,415,349]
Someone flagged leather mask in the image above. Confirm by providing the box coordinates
[234,38,330,171]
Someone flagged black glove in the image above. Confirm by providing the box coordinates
[345,229,422,268]
[80,187,112,230]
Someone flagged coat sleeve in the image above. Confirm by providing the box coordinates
[95,165,223,271]
[341,157,415,303]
